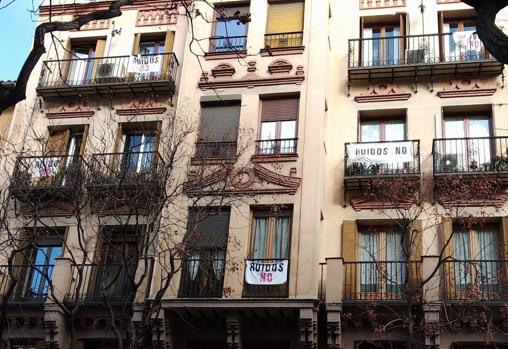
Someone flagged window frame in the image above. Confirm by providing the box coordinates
[358,116,407,142]
[249,207,293,260]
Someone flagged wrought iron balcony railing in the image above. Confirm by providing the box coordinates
[194,141,237,159]
[264,31,303,49]
[178,257,226,298]
[65,263,136,303]
[348,32,495,69]
[209,36,247,53]
[343,261,420,301]
[87,151,166,189]
[433,136,508,174]
[10,155,86,199]
[39,52,178,89]
[442,260,508,301]
[345,139,420,177]
[255,138,298,156]
[242,258,289,298]
[0,264,55,302]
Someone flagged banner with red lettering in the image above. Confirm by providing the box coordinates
[245,260,289,285]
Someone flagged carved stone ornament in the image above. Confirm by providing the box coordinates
[436,79,497,98]
[46,100,94,119]
[116,97,167,116]
[211,63,236,78]
[136,8,177,27]
[268,59,293,74]
[354,83,411,103]
[184,164,301,195]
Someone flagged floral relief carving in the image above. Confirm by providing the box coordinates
[354,83,411,103]
[211,63,236,78]
[116,97,167,116]
[136,9,177,26]
[268,59,293,74]
[45,100,94,119]
[436,79,497,98]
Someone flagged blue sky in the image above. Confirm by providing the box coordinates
[0,0,36,80]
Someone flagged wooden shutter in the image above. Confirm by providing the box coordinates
[266,2,304,34]
[47,129,70,155]
[91,38,106,82]
[442,217,454,298]
[199,103,241,142]
[114,123,124,153]
[261,98,299,122]
[162,31,175,78]
[408,220,422,289]
[399,13,406,61]
[438,12,445,61]
[359,17,365,65]
[500,218,508,298]
[132,33,141,54]
[343,220,358,299]
[80,125,89,156]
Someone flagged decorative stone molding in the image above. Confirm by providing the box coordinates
[326,304,342,349]
[45,101,94,119]
[184,164,301,196]
[136,9,177,27]
[79,19,111,31]
[268,59,293,74]
[251,153,298,163]
[354,83,411,103]
[350,196,415,211]
[204,51,248,61]
[260,46,305,57]
[436,79,497,98]
[211,63,236,78]
[116,97,167,116]
[359,0,406,9]
[423,304,441,349]
[436,0,460,3]
[299,308,318,349]
[247,60,257,73]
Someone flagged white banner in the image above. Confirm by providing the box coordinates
[348,141,414,163]
[128,55,162,74]
[31,157,61,179]
[245,260,288,285]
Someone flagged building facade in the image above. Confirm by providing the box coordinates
[1,0,508,349]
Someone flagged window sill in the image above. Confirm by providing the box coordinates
[191,157,237,165]
[260,46,305,57]
[251,154,298,163]
[204,50,248,60]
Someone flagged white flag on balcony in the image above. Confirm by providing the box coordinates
[245,260,288,285]
[128,55,162,74]
[31,157,61,178]
[348,141,414,163]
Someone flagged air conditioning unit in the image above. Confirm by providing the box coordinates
[439,154,458,172]
[406,49,426,64]
[95,63,126,83]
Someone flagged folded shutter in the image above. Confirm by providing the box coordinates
[441,217,454,299]
[408,220,422,290]
[266,2,304,34]
[184,209,231,249]
[199,103,241,142]
[261,98,299,122]
[342,220,358,299]
[162,31,175,78]
[91,38,106,82]
[47,129,70,155]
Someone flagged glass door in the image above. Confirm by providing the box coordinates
[122,133,156,174]
[67,46,95,85]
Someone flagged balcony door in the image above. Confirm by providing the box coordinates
[359,228,406,296]
[363,26,400,66]
[443,20,481,61]
[443,116,491,171]
[122,132,156,174]
[452,226,500,294]
[250,211,291,260]
[259,98,299,155]
[211,6,249,52]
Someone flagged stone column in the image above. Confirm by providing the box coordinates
[325,258,343,349]
[299,307,318,349]
[422,256,441,348]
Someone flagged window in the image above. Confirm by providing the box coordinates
[47,127,88,156]
[211,6,249,52]
[258,97,299,155]
[250,207,292,260]
[180,208,230,297]
[132,32,175,79]
[361,14,406,66]
[439,12,483,61]
[196,102,240,158]
[451,224,500,293]
[359,117,405,142]
[118,123,160,173]
[358,226,406,294]
[442,114,491,171]
[66,39,106,85]
[265,1,304,48]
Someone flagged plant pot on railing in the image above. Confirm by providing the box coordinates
[347,162,381,176]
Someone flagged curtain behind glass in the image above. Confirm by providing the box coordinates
[386,231,406,293]
[252,217,269,259]
[272,217,290,259]
[360,232,379,292]
[475,229,499,292]
[453,230,471,292]
[212,249,225,280]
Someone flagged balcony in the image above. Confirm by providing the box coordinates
[10,155,86,202]
[262,32,304,55]
[433,136,508,184]
[192,141,237,164]
[343,261,420,302]
[344,139,420,192]
[0,264,54,303]
[87,151,166,199]
[208,36,247,56]
[242,259,289,298]
[65,264,135,303]
[177,257,225,298]
[348,33,503,82]
[442,260,507,302]
[37,53,178,99]
[253,138,298,161]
